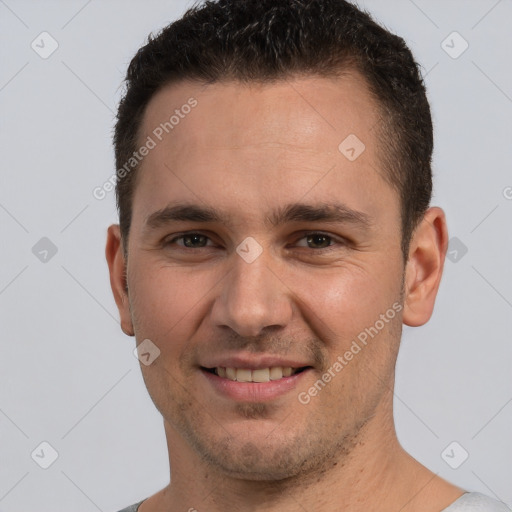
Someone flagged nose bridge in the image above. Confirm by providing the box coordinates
[211,246,292,337]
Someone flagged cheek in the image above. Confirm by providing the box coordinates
[128,263,214,341]
[290,259,402,345]
[128,258,241,360]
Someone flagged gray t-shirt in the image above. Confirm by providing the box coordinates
[115,492,512,512]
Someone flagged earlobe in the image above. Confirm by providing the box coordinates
[402,207,449,327]
[105,224,134,336]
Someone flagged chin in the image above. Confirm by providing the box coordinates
[205,443,307,481]
[190,428,341,484]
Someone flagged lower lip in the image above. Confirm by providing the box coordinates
[201,368,311,402]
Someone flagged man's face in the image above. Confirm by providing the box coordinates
[120,75,406,480]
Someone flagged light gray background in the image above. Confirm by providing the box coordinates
[0,1,511,511]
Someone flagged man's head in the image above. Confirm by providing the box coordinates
[113,0,433,260]
[106,0,448,488]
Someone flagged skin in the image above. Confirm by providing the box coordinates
[106,74,464,512]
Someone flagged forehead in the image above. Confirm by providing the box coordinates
[132,74,397,231]
[142,73,379,156]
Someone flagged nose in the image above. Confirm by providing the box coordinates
[210,248,293,338]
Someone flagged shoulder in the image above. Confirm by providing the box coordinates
[443,493,512,512]
[114,499,146,512]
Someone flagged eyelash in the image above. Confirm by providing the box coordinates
[163,231,346,252]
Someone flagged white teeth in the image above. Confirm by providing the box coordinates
[236,369,252,382]
[251,368,270,382]
[214,366,299,382]
[269,367,283,380]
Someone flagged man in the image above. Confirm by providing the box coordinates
[106,0,510,511]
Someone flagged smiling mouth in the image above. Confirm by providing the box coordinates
[201,366,311,383]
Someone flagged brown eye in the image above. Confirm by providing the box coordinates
[181,234,208,248]
[294,232,341,250]
[165,233,213,249]
[305,234,333,249]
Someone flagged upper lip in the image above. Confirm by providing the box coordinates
[200,354,312,370]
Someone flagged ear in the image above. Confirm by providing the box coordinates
[105,224,134,336]
[403,207,449,327]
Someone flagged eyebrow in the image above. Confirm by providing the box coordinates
[143,201,373,232]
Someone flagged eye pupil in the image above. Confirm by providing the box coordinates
[183,234,207,247]
[307,234,330,249]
